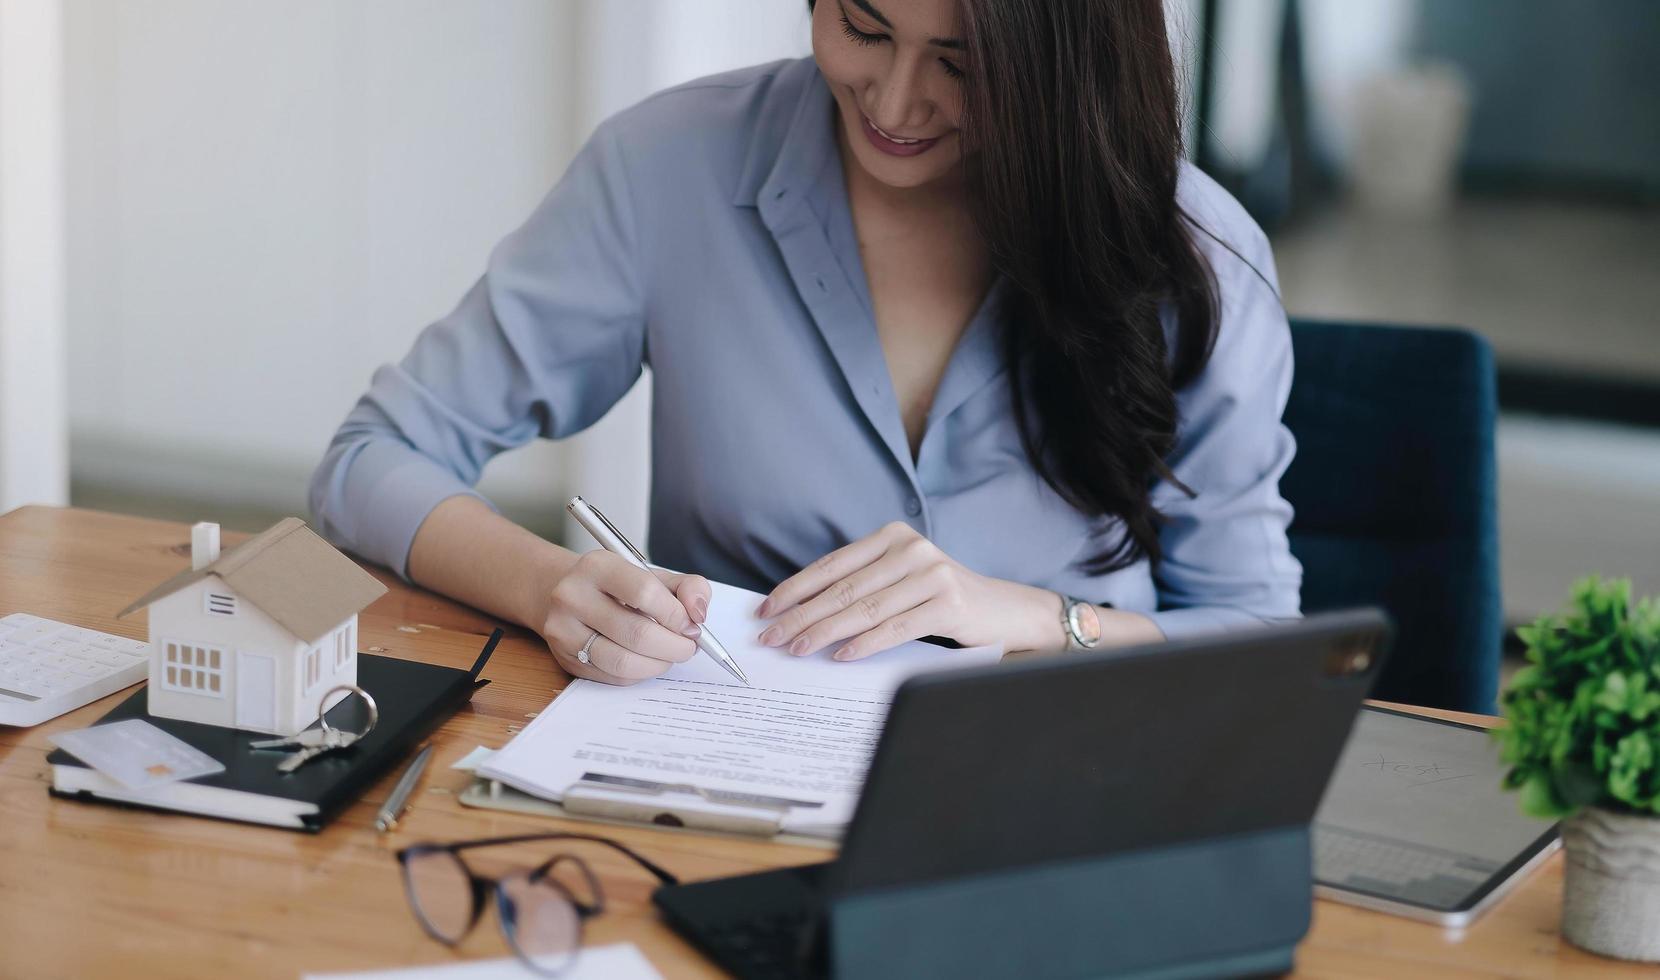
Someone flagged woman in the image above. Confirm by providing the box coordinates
[309,0,1301,686]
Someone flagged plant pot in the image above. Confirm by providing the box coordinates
[1561,806,1660,962]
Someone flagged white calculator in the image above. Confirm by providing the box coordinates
[0,613,150,727]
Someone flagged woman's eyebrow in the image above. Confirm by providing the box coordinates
[847,0,965,49]
[846,0,892,29]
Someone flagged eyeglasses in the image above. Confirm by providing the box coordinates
[395,832,680,976]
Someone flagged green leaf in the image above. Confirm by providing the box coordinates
[1595,671,1630,711]
[1507,664,1542,692]
[1555,761,1607,809]
[1519,773,1569,819]
[1635,692,1660,722]
[1593,737,1613,773]
[1607,733,1656,805]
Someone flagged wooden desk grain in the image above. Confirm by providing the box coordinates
[0,506,1641,979]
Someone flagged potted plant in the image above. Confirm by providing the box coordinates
[1496,576,1660,962]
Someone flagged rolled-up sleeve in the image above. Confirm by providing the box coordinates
[308,120,645,579]
[1143,224,1303,640]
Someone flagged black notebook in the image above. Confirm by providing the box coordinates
[47,638,496,832]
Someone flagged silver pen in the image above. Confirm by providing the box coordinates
[566,496,751,687]
[375,744,434,833]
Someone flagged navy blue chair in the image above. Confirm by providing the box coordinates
[1280,320,1502,713]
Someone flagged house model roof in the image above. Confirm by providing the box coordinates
[118,517,388,644]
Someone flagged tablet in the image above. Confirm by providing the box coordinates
[1313,705,1560,927]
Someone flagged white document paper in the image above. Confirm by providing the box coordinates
[478,580,1002,836]
[302,943,662,980]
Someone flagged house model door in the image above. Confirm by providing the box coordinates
[236,652,277,731]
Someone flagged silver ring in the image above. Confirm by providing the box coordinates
[318,684,378,740]
[577,630,601,665]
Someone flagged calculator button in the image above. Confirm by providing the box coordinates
[12,624,60,645]
[18,672,64,696]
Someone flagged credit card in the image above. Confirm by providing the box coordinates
[50,718,225,792]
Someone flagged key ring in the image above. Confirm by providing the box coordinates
[318,684,378,741]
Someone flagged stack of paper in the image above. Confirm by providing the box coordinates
[478,580,1002,838]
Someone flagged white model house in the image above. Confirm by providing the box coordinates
[118,518,387,736]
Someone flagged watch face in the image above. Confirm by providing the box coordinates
[1070,601,1102,647]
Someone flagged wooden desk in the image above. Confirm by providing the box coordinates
[0,506,1641,978]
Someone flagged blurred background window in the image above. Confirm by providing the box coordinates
[1193,0,1660,634]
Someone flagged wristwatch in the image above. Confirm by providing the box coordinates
[1058,593,1103,651]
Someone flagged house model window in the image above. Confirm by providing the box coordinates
[304,646,322,692]
[163,642,224,696]
[334,626,354,669]
[116,518,388,736]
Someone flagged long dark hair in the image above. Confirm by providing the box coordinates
[959,0,1217,573]
[811,0,1218,573]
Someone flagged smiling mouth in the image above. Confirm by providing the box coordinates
[866,117,927,144]
[858,113,942,157]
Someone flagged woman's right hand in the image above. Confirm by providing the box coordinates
[536,550,711,685]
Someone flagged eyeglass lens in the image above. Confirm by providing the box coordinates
[402,848,475,943]
[498,871,582,976]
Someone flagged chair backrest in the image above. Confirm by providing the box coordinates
[1281,319,1501,713]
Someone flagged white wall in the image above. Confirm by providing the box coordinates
[0,0,70,511]
[60,0,807,547]
[63,0,576,526]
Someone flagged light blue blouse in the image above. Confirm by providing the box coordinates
[308,57,1302,640]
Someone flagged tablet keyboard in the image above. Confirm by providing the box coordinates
[0,613,150,727]
[691,911,821,980]
[1315,824,1497,909]
[656,863,830,980]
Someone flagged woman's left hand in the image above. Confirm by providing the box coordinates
[754,522,1066,661]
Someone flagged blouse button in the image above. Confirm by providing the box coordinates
[904,497,923,517]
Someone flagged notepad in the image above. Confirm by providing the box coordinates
[478,580,1002,837]
[48,653,490,831]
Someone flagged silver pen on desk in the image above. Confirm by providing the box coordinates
[566,495,751,687]
[375,743,434,833]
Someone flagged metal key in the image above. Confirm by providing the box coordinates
[275,729,361,773]
[248,728,337,751]
[250,727,360,773]
[248,684,378,774]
